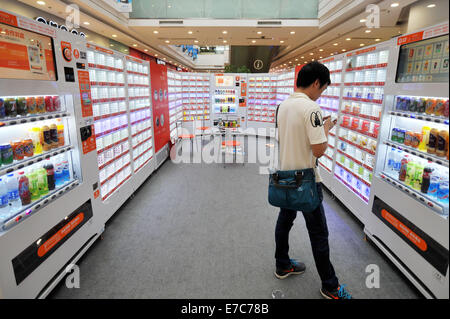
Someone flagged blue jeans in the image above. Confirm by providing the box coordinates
[274,183,339,291]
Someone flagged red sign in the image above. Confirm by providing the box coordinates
[347,46,376,57]
[397,31,424,46]
[73,49,80,59]
[78,70,93,117]
[0,10,18,27]
[150,61,170,152]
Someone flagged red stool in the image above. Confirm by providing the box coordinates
[179,134,195,153]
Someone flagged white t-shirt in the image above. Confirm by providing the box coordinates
[277,92,327,183]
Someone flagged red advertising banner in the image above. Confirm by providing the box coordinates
[295,64,305,86]
[77,70,93,117]
[150,61,170,152]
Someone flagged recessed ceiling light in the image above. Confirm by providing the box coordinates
[112,34,117,38]
[319,49,324,52]
[83,22,90,25]
[309,52,314,55]
[390,3,399,7]
[223,40,227,43]
[330,53,334,56]
[194,40,199,43]
[110,44,114,47]
[375,38,381,42]
[346,38,351,41]
[257,31,262,35]
[165,40,170,43]
[37,1,45,5]
[319,56,323,59]
[333,43,338,46]
[144,49,148,52]
[295,58,298,61]
[427,4,436,8]
[360,43,365,46]
[280,40,284,43]
[360,19,366,23]
[222,31,228,34]
[155,54,158,57]
[188,31,193,34]
[133,44,137,47]
[252,40,256,43]
[342,49,346,52]
[301,56,304,58]
[304,61,307,63]
[365,29,371,33]
[290,31,295,34]
[153,30,159,34]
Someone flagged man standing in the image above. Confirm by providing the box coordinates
[274,62,352,299]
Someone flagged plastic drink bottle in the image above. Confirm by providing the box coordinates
[427,128,439,154]
[405,160,416,186]
[413,161,424,191]
[44,159,55,191]
[16,97,27,116]
[398,155,409,182]
[6,173,21,214]
[57,124,65,147]
[27,170,40,201]
[18,171,31,206]
[428,170,441,198]
[50,124,58,149]
[30,127,43,155]
[62,161,70,182]
[55,167,63,187]
[421,162,433,194]
[37,168,49,196]
[419,126,430,151]
[436,130,448,158]
[0,178,10,216]
[41,125,52,152]
[387,148,396,172]
[437,180,449,205]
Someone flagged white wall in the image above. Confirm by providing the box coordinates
[407,0,449,33]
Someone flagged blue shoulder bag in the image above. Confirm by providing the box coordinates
[268,105,320,213]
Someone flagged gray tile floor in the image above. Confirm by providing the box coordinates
[49,136,423,299]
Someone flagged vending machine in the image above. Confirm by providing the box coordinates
[365,22,449,299]
[0,10,103,298]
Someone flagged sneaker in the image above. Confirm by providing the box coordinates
[274,259,306,279]
[320,284,352,299]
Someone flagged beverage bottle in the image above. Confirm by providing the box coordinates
[0,98,5,118]
[29,127,43,155]
[398,155,409,182]
[44,159,55,191]
[52,96,61,112]
[387,148,396,172]
[50,123,58,149]
[26,97,37,114]
[6,173,21,214]
[37,168,49,196]
[419,126,430,151]
[425,99,437,115]
[44,96,54,112]
[16,97,27,116]
[428,169,441,198]
[41,125,52,152]
[417,98,427,113]
[55,167,63,187]
[17,171,31,206]
[436,130,448,157]
[0,178,10,217]
[437,179,449,205]
[413,161,424,191]
[26,169,40,201]
[427,128,439,154]
[421,163,432,194]
[434,99,445,116]
[36,96,46,113]
[405,160,416,186]
[57,124,65,147]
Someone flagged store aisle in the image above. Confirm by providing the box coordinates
[49,137,422,299]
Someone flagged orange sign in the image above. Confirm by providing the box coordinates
[94,189,100,199]
[347,46,376,57]
[240,82,247,97]
[73,49,80,59]
[37,213,85,258]
[0,10,18,27]
[78,70,93,118]
[381,209,428,252]
[397,31,424,46]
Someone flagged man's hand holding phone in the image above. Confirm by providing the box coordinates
[323,115,337,131]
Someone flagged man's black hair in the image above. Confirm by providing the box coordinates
[296,61,331,89]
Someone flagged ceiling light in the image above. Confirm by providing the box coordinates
[222,31,228,34]
[165,40,170,43]
[309,52,314,55]
[333,43,338,46]
[319,49,323,52]
[319,56,323,59]
[37,1,45,5]
[360,43,365,46]
[330,53,334,56]
[301,56,304,58]
[365,30,371,33]
[375,38,381,42]
[194,40,199,43]
[342,49,346,52]
[390,3,399,7]
[427,4,436,8]
[153,30,159,34]
[257,31,262,35]
[295,58,298,61]
[280,40,284,43]
[252,40,256,43]
[110,44,114,47]
[83,22,90,25]
[133,44,137,47]
[290,31,295,34]
[188,31,193,34]
[155,54,158,57]
[304,61,307,63]
[112,34,117,38]
[346,38,351,41]
[144,49,148,52]
[223,40,227,43]
[360,19,366,23]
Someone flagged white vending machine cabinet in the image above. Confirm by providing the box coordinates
[366,22,449,299]
[86,44,155,223]
[0,10,103,298]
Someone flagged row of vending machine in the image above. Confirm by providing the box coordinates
[0,8,447,299]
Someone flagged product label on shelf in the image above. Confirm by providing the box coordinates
[372,197,449,276]
[78,70,93,117]
[12,200,94,285]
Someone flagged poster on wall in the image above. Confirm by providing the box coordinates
[150,61,170,152]
[0,22,56,81]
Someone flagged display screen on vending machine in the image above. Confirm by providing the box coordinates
[0,22,57,81]
[396,34,449,83]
